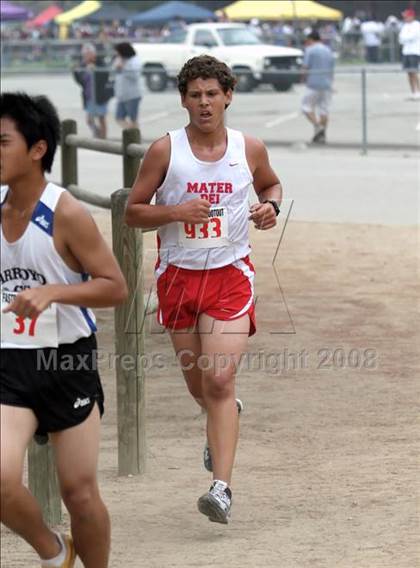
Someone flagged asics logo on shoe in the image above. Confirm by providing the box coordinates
[73,397,90,409]
[35,215,50,229]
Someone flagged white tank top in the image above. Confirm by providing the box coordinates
[0,182,97,348]
[155,127,253,276]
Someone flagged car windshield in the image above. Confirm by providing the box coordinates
[217,27,262,46]
[161,30,187,44]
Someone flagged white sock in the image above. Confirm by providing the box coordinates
[212,479,228,490]
[40,532,66,567]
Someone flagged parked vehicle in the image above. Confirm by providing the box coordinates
[134,23,303,92]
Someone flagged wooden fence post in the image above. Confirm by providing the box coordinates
[111,189,146,475]
[61,119,78,187]
[122,127,141,189]
[28,440,61,525]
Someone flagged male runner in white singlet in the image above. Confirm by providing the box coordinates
[0,93,127,567]
[125,56,282,524]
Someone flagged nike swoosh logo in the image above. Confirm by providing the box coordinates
[229,162,238,166]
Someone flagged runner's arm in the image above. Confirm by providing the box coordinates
[125,136,210,228]
[245,136,283,230]
[53,196,128,308]
[4,197,128,319]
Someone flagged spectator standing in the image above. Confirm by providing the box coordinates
[112,42,143,130]
[384,15,402,63]
[301,30,335,144]
[399,8,420,99]
[72,43,113,139]
[272,22,292,46]
[360,18,384,62]
[162,16,187,37]
[342,16,361,57]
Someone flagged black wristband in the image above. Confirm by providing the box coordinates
[263,200,280,216]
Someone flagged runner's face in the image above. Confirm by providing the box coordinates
[0,117,44,185]
[181,78,232,132]
[0,117,31,184]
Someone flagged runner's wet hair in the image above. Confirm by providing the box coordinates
[0,92,60,172]
[177,55,237,107]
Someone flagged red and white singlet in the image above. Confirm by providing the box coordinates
[155,127,254,276]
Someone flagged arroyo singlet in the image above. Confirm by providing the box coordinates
[0,182,97,348]
[155,127,253,276]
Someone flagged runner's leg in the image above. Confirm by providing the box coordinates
[198,314,250,484]
[0,405,61,560]
[51,404,110,568]
[170,327,205,409]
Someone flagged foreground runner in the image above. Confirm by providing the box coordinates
[126,55,282,524]
[0,93,127,567]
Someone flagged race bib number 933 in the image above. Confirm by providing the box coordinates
[178,206,229,249]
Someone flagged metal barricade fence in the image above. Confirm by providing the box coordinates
[210,66,418,154]
[1,53,417,153]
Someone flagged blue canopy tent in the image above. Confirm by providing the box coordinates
[79,4,133,23]
[129,0,216,25]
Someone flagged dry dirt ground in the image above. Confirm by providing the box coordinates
[1,213,419,568]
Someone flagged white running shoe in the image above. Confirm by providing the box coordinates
[41,533,76,568]
[197,480,232,524]
[203,399,243,472]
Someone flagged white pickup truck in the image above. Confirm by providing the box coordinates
[134,23,303,93]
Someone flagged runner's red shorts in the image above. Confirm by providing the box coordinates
[156,257,256,335]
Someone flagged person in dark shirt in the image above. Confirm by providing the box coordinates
[72,43,113,139]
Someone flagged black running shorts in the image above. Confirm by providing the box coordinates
[0,334,104,436]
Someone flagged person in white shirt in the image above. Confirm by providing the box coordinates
[399,8,420,99]
[1,92,127,568]
[125,55,283,525]
[112,42,143,130]
[360,18,384,63]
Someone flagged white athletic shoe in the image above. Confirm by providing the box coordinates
[203,399,243,472]
[41,533,76,568]
[197,480,232,524]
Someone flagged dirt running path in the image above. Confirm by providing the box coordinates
[1,215,418,568]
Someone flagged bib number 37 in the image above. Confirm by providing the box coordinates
[1,289,59,348]
[13,315,39,336]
